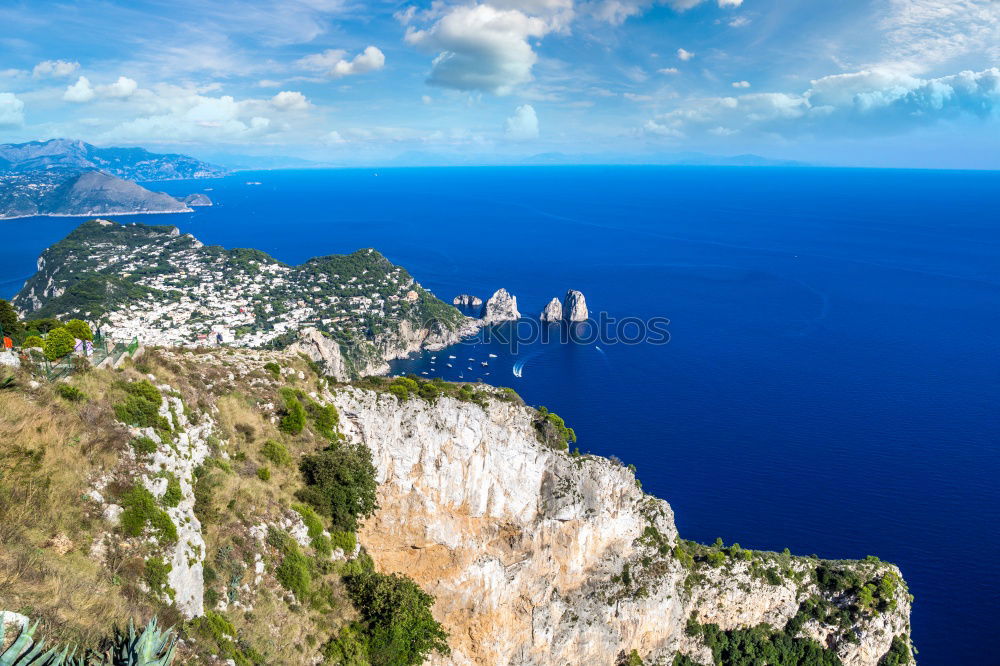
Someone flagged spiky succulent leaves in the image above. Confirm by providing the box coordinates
[111,619,175,666]
[0,621,86,666]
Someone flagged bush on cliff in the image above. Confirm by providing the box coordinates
[343,569,450,665]
[64,318,93,341]
[295,442,378,532]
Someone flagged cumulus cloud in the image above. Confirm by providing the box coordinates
[504,104,539,139]
[0,93,25,126]
[732,80,750,88]
[659,67,680,75]
[297,46,385,78]
[677,48,695,61]
[102,76,138,98]
[644,66,1000,138]
[33,59,80,78]
[270,90,310,110]
[63,76,95,102]
[405,4,551,94]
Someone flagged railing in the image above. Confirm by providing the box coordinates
[25,335,141,381]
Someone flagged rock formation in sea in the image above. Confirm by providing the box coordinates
[182,193,213,206]
[481,288,520,324]
[563,289,588,322]
[540,297,563,322]
[453,294,483,307]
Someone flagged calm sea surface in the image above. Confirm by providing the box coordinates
[3,166,998,664]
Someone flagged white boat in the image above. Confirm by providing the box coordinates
[448,355,456,359]
[488,353,498,358]
[446,363,453,367]
[481,362,488,366]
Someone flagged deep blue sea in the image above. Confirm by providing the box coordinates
[3,167,998,664]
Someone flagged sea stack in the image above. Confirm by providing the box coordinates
[563,289,588,321]
[481,288,520,324]
[453,294,483,307]
[540,297,563,322]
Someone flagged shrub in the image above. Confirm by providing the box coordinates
[43,327,76,360]
[56,383,87,402]
[293,503,325,539]
[145,556,175,600]
[131,436,158,455]
[880,635,911,666]
[0,299,23,337]
[162,474,182,507]
[64,318,93,341]
[263,361,281,379]
[275,539,312,600]
[23,335,43,348]
[256,466,271,481]
[533,406,577,450]
[114,380,168,430]
[278,393,306,435]
[261,439,292,466]
[330,530,357,555]
[345,569,450,665]
[706,551,726,568]
[119,485,177,543]
[312,403,339,439]
[296,442,378,532]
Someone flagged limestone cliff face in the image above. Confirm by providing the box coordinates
[482,288,520,324]
[333,388,913,666]
[540,298,563,322]
[454,294,484,307]
[563,289,588,322]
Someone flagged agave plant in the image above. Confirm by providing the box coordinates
[0,618,175,666]
[0,620,86,666]
[104,619,175,666]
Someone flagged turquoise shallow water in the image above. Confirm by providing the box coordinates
[3,166,999,663]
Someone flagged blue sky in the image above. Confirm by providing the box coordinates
[0,0,998,168]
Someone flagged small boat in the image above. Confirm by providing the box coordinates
[448,355,456,359]
[481,362,488,366]
[488,353,498,358]
[468,358,475,361]
[431,356,436,360]
[446,363,453,367]
[467,367,472,371]
[421,371,428,375]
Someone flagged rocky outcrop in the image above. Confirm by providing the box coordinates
[182,193,213,206]
[453,294,483,307]
[481,288,520,324]
[289,327,350,381]
[563,289,588,322]
[333,387,913,666]
[540,297,563,322]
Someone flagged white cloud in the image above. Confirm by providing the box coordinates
[63,76,95,102]
[405,4,551,94]
[504,104,539,139]
[422,95,433,104]
[0,92,25,127]
[677,48,695,61]
[270,90,310,110]
[645,66,1000,138]
[324,130,347,144]
[297,46,385,78]
[659,67,680,75]
[101,76,138,98]
[732,80,751,88]
[881,0,1000,69]
[32,59,79,78]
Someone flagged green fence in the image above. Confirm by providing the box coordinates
[26,335,140,381]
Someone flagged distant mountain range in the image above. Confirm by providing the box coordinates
[0,139,222,219]
[0,138,229,181]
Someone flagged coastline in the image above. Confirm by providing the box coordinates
[0,207,195,221]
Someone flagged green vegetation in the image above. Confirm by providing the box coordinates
[161,473,182,508]
[23,334,44,348]
[261,439,292,466]
[119,485,177,543]
[688,616,842,666]
[43,326,76,360]
[278,388,307,435]
[0,617,177,666]
[533,406,577,450]
[879,635,911,665]
[145,556,175,600]
[338,569,450,665]
[263,361,281,379]
[56,383,87,402]
[272,529,313,600]
[256,466,271,481]
[64,318,93,341]
[131,436,159,455]
[114,380,170,431]
[296,442,378,533]
[0,299,23,340]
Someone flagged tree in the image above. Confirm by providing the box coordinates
[296,442,378,532]
[345,570,450,665]
[64,318,93,341]
[43,327,76,360]
[0,300,22,338]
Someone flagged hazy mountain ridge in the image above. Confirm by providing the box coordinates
[0,138,229,181]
